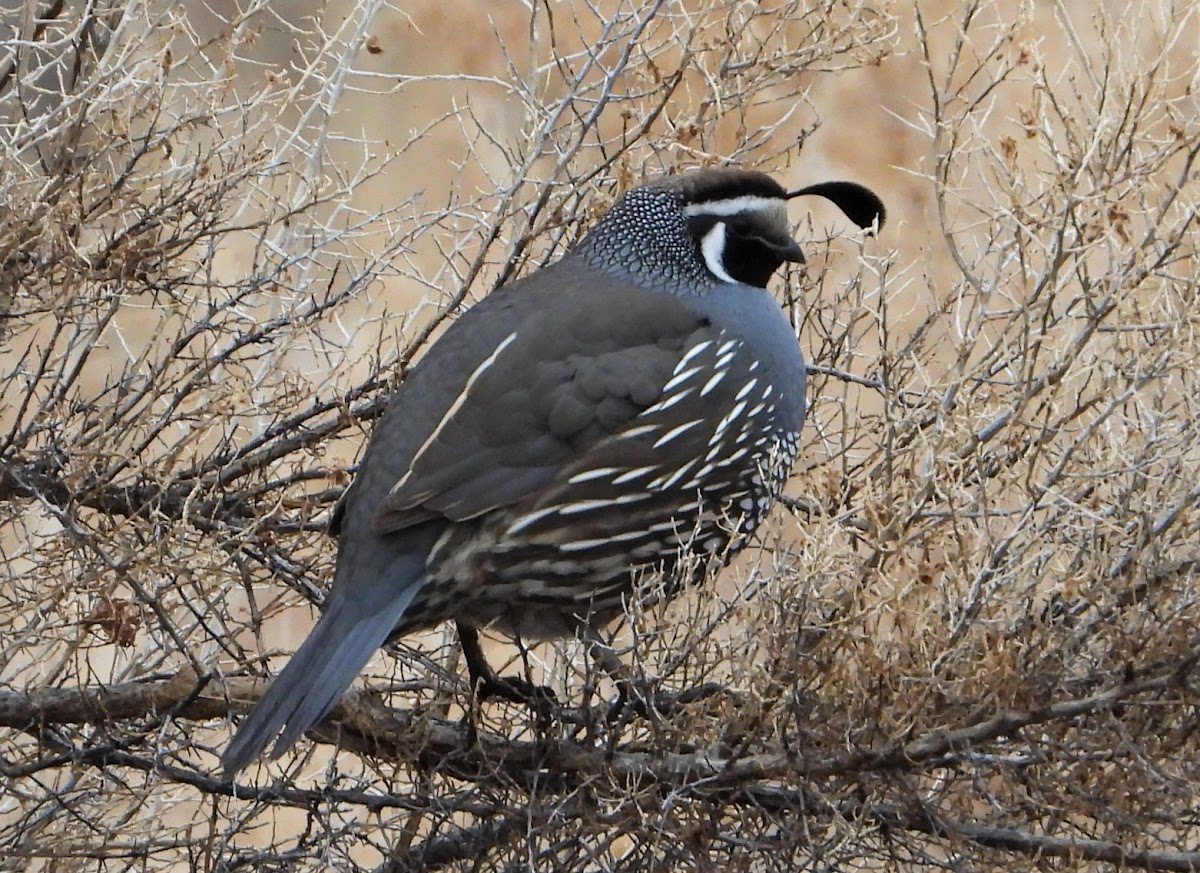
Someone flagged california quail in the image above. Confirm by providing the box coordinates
[222,168,884,774]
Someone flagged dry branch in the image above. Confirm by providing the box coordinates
[1,0,1198,870]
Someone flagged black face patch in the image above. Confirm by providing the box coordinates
[686,212,803,288]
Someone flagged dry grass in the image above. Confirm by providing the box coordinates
[0,0,1196,870]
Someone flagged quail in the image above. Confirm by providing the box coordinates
[222,167,885,774]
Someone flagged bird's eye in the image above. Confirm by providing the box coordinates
[728,217,752,236]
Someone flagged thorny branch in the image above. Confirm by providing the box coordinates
[1,0,1197,871]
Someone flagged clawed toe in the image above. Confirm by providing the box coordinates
[474,673,557,714]
[607,680,731,724]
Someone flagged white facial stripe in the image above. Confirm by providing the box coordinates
[700,223,736,284]
[683,195,786,218]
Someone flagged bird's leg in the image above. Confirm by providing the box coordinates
[580,627,656,727]
[456,622,556,720]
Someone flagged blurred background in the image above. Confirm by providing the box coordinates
[0,0,1196,870]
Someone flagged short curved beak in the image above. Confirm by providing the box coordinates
[777,238,806,264]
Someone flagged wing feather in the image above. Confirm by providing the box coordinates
[372,281,719,533]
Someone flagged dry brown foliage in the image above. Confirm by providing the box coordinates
[0,0,1197,870]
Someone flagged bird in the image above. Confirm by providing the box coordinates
[221,167,885,775]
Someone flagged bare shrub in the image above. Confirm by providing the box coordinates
[0,0,1196,870]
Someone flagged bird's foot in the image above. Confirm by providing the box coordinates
[606,680,732,727]
[473,672,558,723]
[457,622,557,728]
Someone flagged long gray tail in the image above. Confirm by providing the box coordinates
[221,555,426,776]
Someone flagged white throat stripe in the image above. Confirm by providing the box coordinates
[700,223,736,284]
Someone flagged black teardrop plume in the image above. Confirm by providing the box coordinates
[789,181,886,233]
